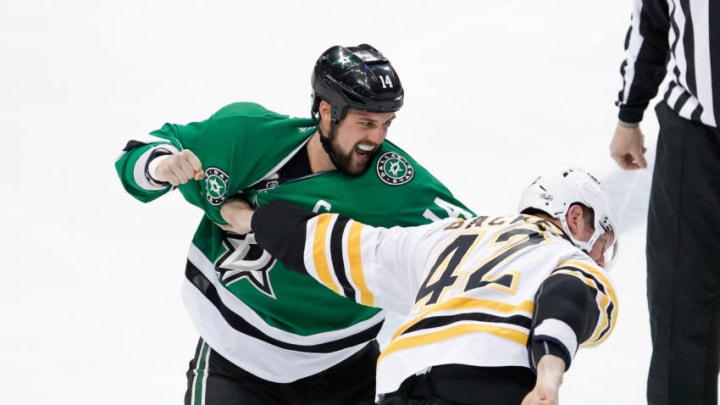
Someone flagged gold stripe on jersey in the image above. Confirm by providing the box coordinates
[347,220,374,306]
[311,214,341,295]
[380,322,529,363]
[389,296,535,346]
[554,260,618,347]
[428,296,534,319]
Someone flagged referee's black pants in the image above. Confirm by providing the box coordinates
[646,101,720,405]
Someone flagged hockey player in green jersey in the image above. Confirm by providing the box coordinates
[114,44,474,405]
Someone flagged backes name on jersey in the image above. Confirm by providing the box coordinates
[445,214,555,233]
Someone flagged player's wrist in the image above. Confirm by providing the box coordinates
[145,148,173,186]
[618,119,639,129]
[530,339,571,372]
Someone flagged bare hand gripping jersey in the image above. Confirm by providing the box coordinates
[252,200,619,396]
[114,102,474,382]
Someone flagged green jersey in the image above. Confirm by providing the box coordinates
[115,102,474,382]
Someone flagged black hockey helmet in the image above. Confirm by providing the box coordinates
[311,44,404,124]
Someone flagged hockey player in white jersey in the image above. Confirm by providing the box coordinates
[219,166,620,405]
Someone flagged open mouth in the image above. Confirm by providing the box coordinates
[355,143,376,157]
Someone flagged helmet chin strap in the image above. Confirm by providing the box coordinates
[559,214,600,254]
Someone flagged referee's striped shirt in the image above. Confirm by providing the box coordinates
[616,0,720,128]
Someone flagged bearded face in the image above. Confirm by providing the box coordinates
[327,109,396,176]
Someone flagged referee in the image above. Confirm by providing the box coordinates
[610,0,720,404]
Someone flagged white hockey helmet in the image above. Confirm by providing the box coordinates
[518,166,619,270]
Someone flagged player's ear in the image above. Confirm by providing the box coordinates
[565,204,584,237]
[319,100,332,122]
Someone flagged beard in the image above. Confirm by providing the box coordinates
[329,139,376,177]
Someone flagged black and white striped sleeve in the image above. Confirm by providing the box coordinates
[617,0,720,126]
[616,0,671,124]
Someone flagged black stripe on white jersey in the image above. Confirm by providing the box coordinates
[400,312,532,337]
[710,0,720,125]
[184,259,382,352]
[666,1,703,120]
[328,215,358,302]
[619,0,719,127]
[664,0,720,126]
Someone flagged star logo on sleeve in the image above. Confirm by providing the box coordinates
[205,167,229,206]
[215,233,277,297]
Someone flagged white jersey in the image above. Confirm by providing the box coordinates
[252,201,619,396]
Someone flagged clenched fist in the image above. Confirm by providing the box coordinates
[219,198,255,235]
[149,149,205,186]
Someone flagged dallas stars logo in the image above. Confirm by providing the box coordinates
[333,52,355,68]
[205,167,229,206]
[376,152,414,186]
[216,233,277,297]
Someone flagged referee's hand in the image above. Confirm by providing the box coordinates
[610,123,648,170]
